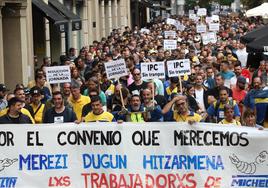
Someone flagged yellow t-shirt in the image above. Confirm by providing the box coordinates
[166,87,178,96]
[84,111,114,122]
[0,108,35,124]
[69,95,91,121]
[30,103,45,124]
[219,119,241,125]
[173,111,202,122]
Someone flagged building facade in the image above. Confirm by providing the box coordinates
[0,0,131,88]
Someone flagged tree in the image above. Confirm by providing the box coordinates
[241,0,263,9]
[216,0,234,5]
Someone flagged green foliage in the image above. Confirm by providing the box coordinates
[240,0,263,9]
[216,0,234,5]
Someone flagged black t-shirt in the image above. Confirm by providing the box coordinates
[0,113,32,124]
[128,81,148,95]
[43,107,77,123]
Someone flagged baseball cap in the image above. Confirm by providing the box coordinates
[30,86,42,96]
[0,84,8,92]
[237,76,246,84]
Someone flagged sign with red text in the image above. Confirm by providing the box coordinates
[0,123,267,188]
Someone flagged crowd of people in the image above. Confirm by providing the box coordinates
[0,13,268,129]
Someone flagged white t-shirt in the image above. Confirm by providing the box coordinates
[195,88,205,111]
[236,48,248,68]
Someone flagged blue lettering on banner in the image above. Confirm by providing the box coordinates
[231,175,268,187]
[19,154,68,170]
[143,155,224,170]
[82,154,127,169]
[0,177,17,188]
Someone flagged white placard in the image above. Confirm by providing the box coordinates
[104,59,128,79]
[177,24,185,31]
[166,18,177,26]
[189,13,196,20]
[206,17,212,24]
[197,8,207,16]
[164,40,177,50]
[209,23,220,31]
[196,24,207,33]
[140,28,150,34]
[201,32,217,45]
[189,9,195,14]
[164,31,176,38]
[141,62,165,79]
[45,66,71,84]
[167,59,191,77]
[212,15,220,21]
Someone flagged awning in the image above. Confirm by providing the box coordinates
[247,34,268,53]
[32,0,68,33]
[48,0,82,31]
[240,26,268,44]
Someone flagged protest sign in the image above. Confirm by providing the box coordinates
[189,9,195,14]
[189,13,196,20]
[167,59,191,77]
[202,32,217,45]
[141,61,165,79]
[212,15,220,22]
[209,23,220,32]
[45,66,71,84]
[206,17,212,24]
[140,28,150,34]
[166,18,177,26]
[164,40,177,50]
[104,59,128,79]
[0,123,267,188]
[164,30,176,38]
[197,8,207,16]
[177,24,185,31]
[196,24,207,33]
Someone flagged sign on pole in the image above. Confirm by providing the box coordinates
[189,13,197,20]
[166,59,191,77]
[104,59,128,79]
[196,24,207,33]
[140,28,150,34]
[164,31,176,39]
[141,62,165,79]
[197,8,207,16]
[45,66,71,84]
[201,32,217,45]
[166,18,178,26]
[209,23,220,32]
[164,40,177,50]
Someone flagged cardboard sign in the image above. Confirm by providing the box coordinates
[164,40,177,50]
[202,32,217,45]
[164,31,176,38]
[104,59,128,79]
[197,8,207,16]
[45,66,71,84]
[196,24,207,33]
[167,59,191,77]
[141,61,165,79]
[209,23,220,31]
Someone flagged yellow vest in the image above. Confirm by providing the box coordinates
[30,103,45,124]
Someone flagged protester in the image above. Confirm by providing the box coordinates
[0,97,32,124]
[243,109,263,129]
[30,86,45,124]
[219,104,241,125]
[43,91,77,123]
[0,84,8,111]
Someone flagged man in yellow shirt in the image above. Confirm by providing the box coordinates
[69,81,90,121]
[162,94,202,123]
[30,86,44,124]
[84,96,115,122]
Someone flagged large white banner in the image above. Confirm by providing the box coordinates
[0,123,267,188]
[45,66,71,84]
